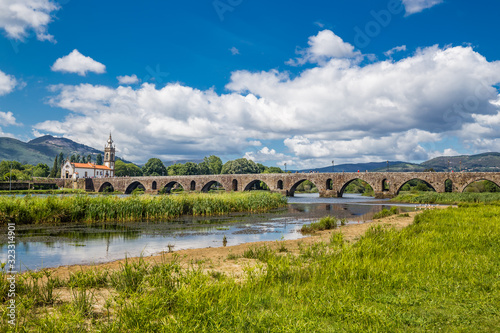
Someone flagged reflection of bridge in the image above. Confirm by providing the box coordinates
[81,172,500,197]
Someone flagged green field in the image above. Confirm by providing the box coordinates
[392,191,500,204]
[2,203,499,332]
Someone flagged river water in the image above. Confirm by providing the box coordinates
[0,194,414,272]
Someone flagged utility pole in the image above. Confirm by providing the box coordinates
[387,160,389,172]
[332,160,334,173]
[284,163,287,173]
[9,161,12,191]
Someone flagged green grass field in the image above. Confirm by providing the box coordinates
[2,203,499,332]
[392,191,500,204]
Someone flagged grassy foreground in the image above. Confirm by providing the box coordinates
[392,191,500,204]
[0,192,288,225]
[2,204,499,332]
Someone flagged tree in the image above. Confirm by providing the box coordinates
[33,163,50,177]
[70,155,76,163]
[142,158,167,176]
[49,155,58,178]
[76,154,81,163]
[114,160,143,177]
[58,152,64,166]
[183,162,199,175]
[167,163,185,176]
[197,161,210,175]
[204,155,223,174]
[256,163,267,173]
[262,166,284,174]
[221,158,259,174]
[96,153,103,165]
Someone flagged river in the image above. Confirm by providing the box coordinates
[0,193,414,272]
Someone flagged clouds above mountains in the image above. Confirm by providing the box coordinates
[0,0,59,41]
[34,30,500,167]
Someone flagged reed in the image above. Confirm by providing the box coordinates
[0,192,288,225]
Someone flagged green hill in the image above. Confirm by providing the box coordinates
[0,135,106,165]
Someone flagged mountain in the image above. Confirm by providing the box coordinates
[0,135,119,166]
[302,152,500,173]
[295,161,406,173]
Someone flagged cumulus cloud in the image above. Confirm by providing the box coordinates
[117,74,139,85]
[51,50,106,76]
[402,0,443,15]
[0,70,18,95]
[0,111,20,126]
[287,30,361,66]
[0,0,59,41]
[35,31,500,167]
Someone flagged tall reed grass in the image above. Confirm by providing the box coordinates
[393,191,500,204]
[0,192,287,225]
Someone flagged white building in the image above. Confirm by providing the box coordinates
[61,134,116,179]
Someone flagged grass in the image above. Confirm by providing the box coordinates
[301,215,346,233]
[0,191,288,225]
[372,206,399,219]
[2,204,500,331]
[392,191,500,204]
[0,189,85,195]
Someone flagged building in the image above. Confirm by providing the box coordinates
[61,134,116,179]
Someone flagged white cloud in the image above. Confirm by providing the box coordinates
[287,30,361,66]
[51,50,106,76]
[35,31,500,166]
[117,74,139,85]
[384,45,407,57]
[0,0,59,41]
[230,47,239,55]
[0,70,18,95]
[0,111,20,126]
[402,0,443,15]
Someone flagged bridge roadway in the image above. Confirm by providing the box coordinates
[83,172,500,197]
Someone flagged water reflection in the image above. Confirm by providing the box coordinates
[0,194,412,272]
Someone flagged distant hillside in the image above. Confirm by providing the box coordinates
[0,135,128,166]
[305,152,500,173]
[296,161,406,173]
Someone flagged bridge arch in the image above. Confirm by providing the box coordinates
[162,181,184,194]
[232,179,238,191]
[201,181,225,193]
[125,181,146,194]
[152,181,157,190]
[244,179,270,191]
[98,182,114,193]
[461,178,500,193]
[277,179,283,190]
[326,178,333,190]
[190,180,196,191]
[338,178,375,198]
[289,179,319,197]
[396,178,436,194]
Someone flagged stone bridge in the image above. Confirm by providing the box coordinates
[82,172,500,197]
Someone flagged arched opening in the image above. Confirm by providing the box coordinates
[445,179,453,192]
[244,180,270,191]
[382,179,389,192]
[463,179,500,193]
[326,179,333,190]
[125,181,146,194]
[152,181,157,190]
[232,179,238,191]
[201,181,225,193]
[65,171,69,179]
[277,180,283,190]
[190,180,196,191]
[289,179,319,197]
[397,179,436,194]
[160,181,185,194]
[98,182,115,193]
[339,179,374,198]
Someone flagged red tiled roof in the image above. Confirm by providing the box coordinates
[72,162,112,170]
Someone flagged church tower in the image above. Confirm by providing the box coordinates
[104,133,115,171]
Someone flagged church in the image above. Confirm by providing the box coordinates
[61,134,116,179]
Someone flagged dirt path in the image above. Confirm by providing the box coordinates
[49,210,423,280]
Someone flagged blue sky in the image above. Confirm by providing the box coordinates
[1,0,500,168]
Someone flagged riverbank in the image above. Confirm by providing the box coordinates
[392,191,500,204]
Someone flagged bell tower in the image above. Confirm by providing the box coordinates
[104,133,115,171]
